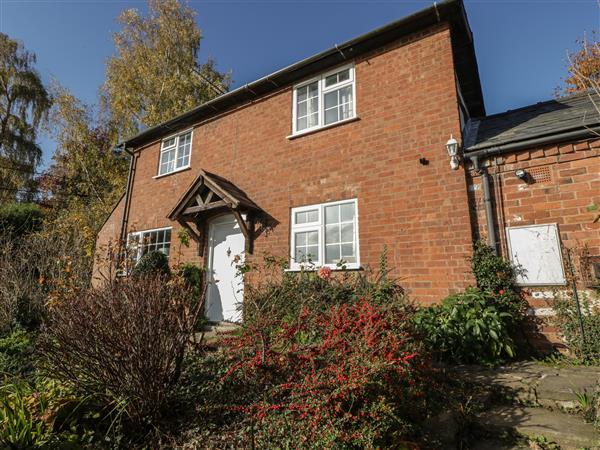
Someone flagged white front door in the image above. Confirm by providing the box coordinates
[205,214,245,323]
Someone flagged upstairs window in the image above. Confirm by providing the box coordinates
[158,130,192,176]
[290,199,359,270]
[292,65,355,135]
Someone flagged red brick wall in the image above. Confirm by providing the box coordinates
[468,139,600,350]
[93,195,125,285]
[94,24,475,304]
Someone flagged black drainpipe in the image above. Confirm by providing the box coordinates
[469,154,498,255]
[119,146,136,247]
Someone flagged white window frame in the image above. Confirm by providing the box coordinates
[291,64,356,136]
[289,198,360,271]
[126,226,173,265]
[156,129,193,177]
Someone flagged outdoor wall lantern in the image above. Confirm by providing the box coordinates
[515,168,527,180]
[445,135,460,170]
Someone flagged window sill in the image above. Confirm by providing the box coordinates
[153,166,191,179]
[287,116,360,140]
[285,264,362,273]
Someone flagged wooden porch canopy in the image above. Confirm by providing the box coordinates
[167,170,262,254]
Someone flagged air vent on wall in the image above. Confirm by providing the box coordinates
[528,166,552,183]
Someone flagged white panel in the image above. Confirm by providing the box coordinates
[506,224,566,286]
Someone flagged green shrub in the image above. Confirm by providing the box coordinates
[179,263,204,297]
[0,378,101,448]
[131,250,171,278]
[553,291,600,363]
[0,203,43,239]
[470,240,527,325]
[414,288,515,366]
[0,330,35,376]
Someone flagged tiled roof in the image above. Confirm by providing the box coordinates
[466,92,600,152]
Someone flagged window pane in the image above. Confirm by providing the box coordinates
[297,101,307,117]
[341,223,353,243]
[338,69,350,83]
[325,108,338,125]
[162,137,176,149]
[325,205,339,224]
[297,116,307,131]
[309,97,319,114]
[179,132,191,145]
[308,82,318,97]
[324,91,337,109]
[308,112,319,128]
[298,86,308,102]
[307,231,318,245]
[340,103,353,121]
[325,245,341,264]
[339,85,352,104]
[295,209,318,224]
[325,224,340,244]
[340,203,355,221]
[160,149,176,174]
[341,244,356,263]
[306,246,319,261]
[295,231,307,246]
[325,73,337,87]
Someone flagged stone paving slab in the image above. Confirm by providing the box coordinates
[456,362,600,410]
[478,405,599,450]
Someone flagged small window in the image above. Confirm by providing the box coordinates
[292,65,355,135]
[127,227,172,266]
[290,199,359,270]
[158,130,192,176]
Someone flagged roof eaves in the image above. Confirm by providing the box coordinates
[121,0,481,150]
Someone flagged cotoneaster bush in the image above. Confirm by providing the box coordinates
[206,253,428,449]
[224,298,426,449]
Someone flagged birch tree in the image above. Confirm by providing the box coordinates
[0,33,50,201]
[102,0,230,139]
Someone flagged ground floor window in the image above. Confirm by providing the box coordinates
[290,199,359,270]
[127,227,172,265]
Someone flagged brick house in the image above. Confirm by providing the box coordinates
[94,0,599,338]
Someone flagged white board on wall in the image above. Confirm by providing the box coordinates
[506,224,566,286]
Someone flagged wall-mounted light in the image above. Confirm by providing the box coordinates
[445,135,460,170]
[515,168,528,180]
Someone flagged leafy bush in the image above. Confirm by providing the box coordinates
[196,253,427,448]
[39,274,201,426]
[0,202,43,239]
[131,250,171,278]
[179,262,204,297]
[552,291,600,362]
[0,330,35,376]
[414,288,515,366]
[0,228,91,334]
[470,240,527,325]
[243,252,405,329]
[223,296,426,448]
[0,378,101,448]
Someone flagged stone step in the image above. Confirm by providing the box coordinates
[194,321,241,343]
[456,362,600,411]
[478,405,600,450]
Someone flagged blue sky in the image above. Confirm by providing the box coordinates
[1,0,599,167]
